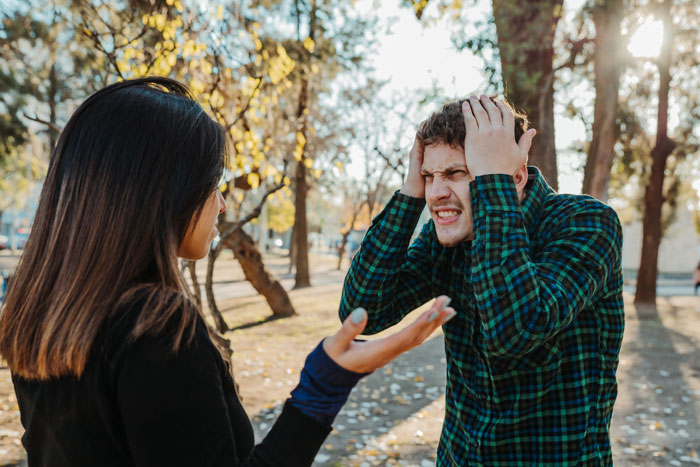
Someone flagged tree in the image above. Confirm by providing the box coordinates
[0,1,107,246]
[580,0,624,202]
[249,0,376,289]
[205,179,294,332]
[71,0,306,328]
[634,0,700,303]
[406,0,564,189]
[336,183,366,270]
[489,0,563,189]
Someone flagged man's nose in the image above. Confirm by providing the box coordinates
[428,177,451,202]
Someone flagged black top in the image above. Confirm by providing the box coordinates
[12,304,330,466]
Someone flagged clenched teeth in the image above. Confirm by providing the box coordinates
[437,211,459,218]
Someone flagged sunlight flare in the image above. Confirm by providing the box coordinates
[627,18,664,58]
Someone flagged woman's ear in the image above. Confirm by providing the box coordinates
[513,165,528,201]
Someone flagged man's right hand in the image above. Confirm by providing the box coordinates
[400,135,425,199]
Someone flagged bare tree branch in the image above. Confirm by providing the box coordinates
[219,177,287,241]
[22,113,61,133]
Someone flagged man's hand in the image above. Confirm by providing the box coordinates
[463,95,536,177]
[400,135,425,199]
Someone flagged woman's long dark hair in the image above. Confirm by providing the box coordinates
[0,77,226,379]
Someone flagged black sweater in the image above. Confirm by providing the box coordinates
[12,305,330,466]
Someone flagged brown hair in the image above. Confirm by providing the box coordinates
[417,97,529,149]
[0,78,226,379]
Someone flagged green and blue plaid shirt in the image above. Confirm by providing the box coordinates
[340,167,624,466]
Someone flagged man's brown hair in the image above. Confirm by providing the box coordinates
[417,97,529,149]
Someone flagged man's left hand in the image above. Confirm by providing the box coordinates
[462,95,536,177]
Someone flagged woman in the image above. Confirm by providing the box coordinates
[0,77,455,466]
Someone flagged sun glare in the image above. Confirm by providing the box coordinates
[627,18,664,58]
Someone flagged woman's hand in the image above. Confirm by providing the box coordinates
[323,296,456,374]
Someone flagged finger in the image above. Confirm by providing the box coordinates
[413,135,424,159]
[468,96,489,129]
[480,95,502,126]
[518,128,537,155]
[387,296,454,354]
[353,298,457,372]
[496,101,514,136]
[462,100,478,136]
[326,308,367,354]
[425,295,451,323]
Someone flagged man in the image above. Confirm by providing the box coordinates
[339,95,624,465]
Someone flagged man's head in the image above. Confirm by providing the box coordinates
[417,98,529,247]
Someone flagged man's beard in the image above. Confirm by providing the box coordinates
[436,228,472,248]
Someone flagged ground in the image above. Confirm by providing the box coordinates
[0,250,698,466]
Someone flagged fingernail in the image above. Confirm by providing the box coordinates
[350,307,366,324]
[440,297,452,311]
[443,310,457,323]
[427,310,439,323]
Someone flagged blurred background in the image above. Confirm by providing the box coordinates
[1,0,699,465]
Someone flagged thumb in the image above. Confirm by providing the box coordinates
[328,308,367,352]
[518,128,536,155]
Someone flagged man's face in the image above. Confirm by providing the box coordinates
[421,143,475,247]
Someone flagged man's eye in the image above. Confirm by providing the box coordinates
[423,174,433,180]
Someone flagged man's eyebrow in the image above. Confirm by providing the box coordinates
[420,164,468,174]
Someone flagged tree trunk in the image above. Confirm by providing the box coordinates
[223,228,296,317]
[292,1,316,289]
[288,222,296,274]
[581,0,623,202]
[205,245,229,332]
[186,260,202,308]
[48,60,59,151]
[337,230,350,270]
[492,0,563,190]
[634,0,675,304]
[293,155,311,288]
[337,201,362,270]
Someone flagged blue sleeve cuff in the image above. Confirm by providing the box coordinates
[305,340,369,387]
[288,341,369,426]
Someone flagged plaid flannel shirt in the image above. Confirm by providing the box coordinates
[339,167,624,466]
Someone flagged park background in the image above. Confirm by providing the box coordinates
[1,0,699,465]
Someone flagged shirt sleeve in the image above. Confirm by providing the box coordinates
[114,315,330,467]
[288,340,368,426]
[469,174,623,358]
[339,191,435,334]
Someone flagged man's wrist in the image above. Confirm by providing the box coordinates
[399,182,424,199]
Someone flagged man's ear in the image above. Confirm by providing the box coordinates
[513,165,528,201]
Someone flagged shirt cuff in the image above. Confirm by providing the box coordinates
[371,191,426,235]
[288,341,370,426]
[304,340,369,387]
[470,174,520,213]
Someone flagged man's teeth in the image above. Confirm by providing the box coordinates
[437,211,459,218]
